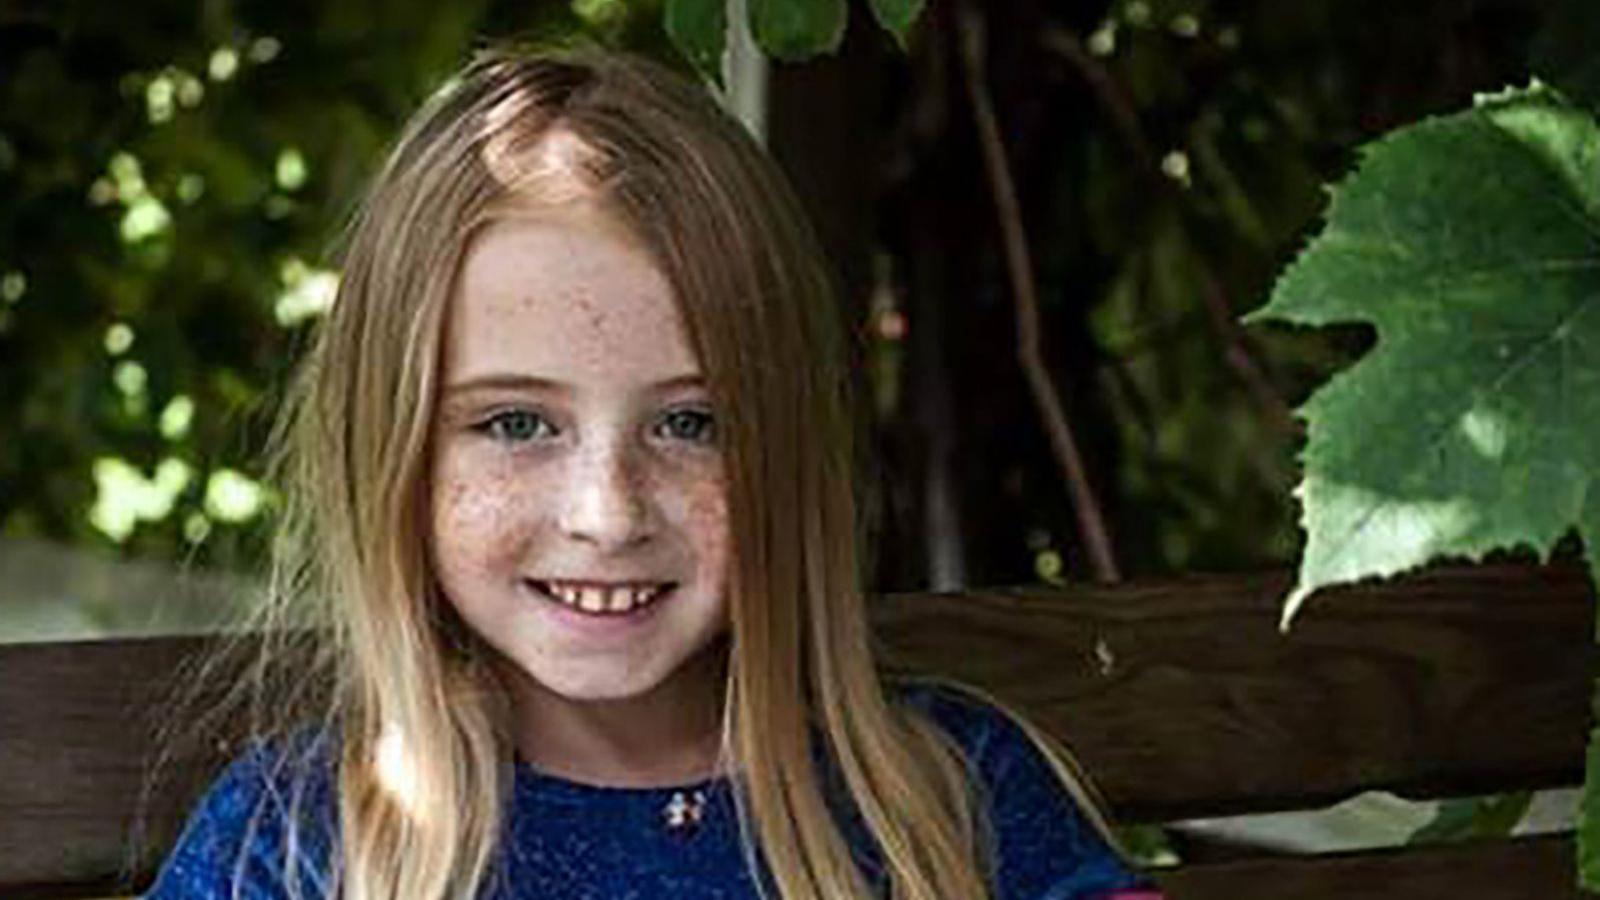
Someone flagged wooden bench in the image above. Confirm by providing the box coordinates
[2,563,1593,898]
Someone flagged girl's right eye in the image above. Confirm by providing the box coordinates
[474,409,556,443]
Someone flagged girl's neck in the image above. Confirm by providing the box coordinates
[498,645,729,789]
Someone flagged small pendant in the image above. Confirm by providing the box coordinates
[663,789,708,835]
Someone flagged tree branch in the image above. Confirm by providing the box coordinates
[956,4,1122,584]
[1041,24,1300,439]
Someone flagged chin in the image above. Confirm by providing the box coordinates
[516,661,675,704]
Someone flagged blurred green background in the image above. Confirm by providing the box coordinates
[0,0,1585,641]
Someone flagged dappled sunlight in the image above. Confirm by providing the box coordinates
[275,148,307,191]
[103,322,134,355]
[203,468,267,523]
[113,359,148,417]
[374,724,426,823]
[208,47,239,82]
[1293,475,1482,608]
[1457,405,1510,460]
[1,271,24,303]
[88,456,193,543]
[481,105,604,204]
[275,257,339,326]
[158,395,195,441]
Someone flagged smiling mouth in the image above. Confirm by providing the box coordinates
[526,579,677,616]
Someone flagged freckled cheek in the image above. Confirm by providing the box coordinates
[677,472,731,591]
[428,453,536,579]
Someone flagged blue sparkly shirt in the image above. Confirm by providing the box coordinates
[145,686,1153,899]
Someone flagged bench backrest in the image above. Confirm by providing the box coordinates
[2,563,1591,898]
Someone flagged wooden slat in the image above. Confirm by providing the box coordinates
[1,563,1593,894]
[1157,834,1590,899]
[0,636,219,898]
[874,563,1596,822]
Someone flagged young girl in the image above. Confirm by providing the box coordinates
[145,46,1160,900]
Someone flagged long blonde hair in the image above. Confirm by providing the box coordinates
[236,45,1123,900]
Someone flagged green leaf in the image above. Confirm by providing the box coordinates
[665,0,727,87]
[1589,486,1600,642]
[868,0,925,50]
[749,0,847,61]
[1582,717,1600,889]
[1246,84,1600,627]
[1409,793,1533,845]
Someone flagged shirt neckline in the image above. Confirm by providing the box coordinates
[510,756,729,804]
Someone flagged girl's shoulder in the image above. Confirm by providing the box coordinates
[893,678,1065,793]
[894,678,1029,759]
[891,679,1159,900]
[143,731,339,899]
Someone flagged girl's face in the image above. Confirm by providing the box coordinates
[428,203,730,704]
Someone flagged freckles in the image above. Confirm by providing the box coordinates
[431,465,524,574]
[680,471,731,580]
[568,288,609,337]
[530,279,610,340]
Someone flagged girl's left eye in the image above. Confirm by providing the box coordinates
[655,407,717,444]
[475,409,556,443]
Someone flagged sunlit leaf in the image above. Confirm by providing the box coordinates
[1248,84,1600,628]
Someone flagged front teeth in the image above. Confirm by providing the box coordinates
[539,581,668,615]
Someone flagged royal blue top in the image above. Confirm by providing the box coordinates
[145,685,1153,899]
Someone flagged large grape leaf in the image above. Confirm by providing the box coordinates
[1247,84,1600,628]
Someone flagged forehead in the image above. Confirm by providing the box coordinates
[444,206,697,386]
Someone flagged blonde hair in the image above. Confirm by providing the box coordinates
[226,45,1125,900]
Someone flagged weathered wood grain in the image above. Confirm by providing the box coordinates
[873,563,1597,822]
[0,636,220,897]
[1,563,1593,895]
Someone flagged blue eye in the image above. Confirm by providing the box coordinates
[656,407,717,444]
[477,409,555,443]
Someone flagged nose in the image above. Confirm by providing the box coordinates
[557,440,655,550]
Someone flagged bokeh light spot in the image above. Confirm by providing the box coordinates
[113,359,147,396]
[160,394,195,441]
[209,47,239,81]
[249,36,282,63]
[121,196,172,243]
[274,257,339,326]
[275,148,308,191]
[1,270,25,304]
[146,75,175,124]
[104,322,135,355]
[205,468,266,523]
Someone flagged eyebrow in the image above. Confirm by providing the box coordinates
[441,373,706,396]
